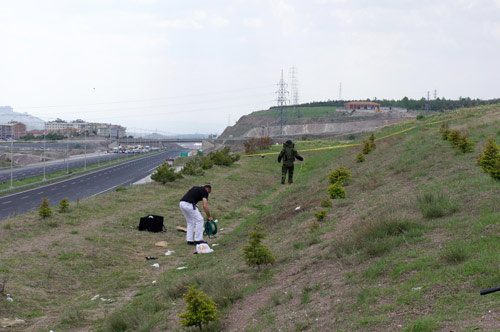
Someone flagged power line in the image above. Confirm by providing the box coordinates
[14,84,276,110]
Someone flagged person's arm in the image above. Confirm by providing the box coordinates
[278,150,284,162]
[294,149,304,161]
[202,198,213,221]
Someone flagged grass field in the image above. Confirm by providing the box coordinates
[1,105,499,331]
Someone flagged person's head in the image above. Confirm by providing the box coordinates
[204,184,212,193]
[286,140,293,144]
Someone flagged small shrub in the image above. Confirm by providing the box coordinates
[210,147,239,166]
[356,152,366,163]
[320,199,332,208]
[328,183,346,199]
[457,134,474,153]
[448,130,462,147]
[243,225,275,269]
[3,223,12,230]
[369,133,376,143]
[178,285,219,330]
[417,191,458,219]
[244,136,272,154]
[39,198,52,218]
[347,134,356,140]
[362,141,372,155]
[181,159,204,176]
[199,155,214,170]
[314,210,326,221]
[328,166,351,185]
[309,221,320,233]
[477,137,500,180]
[151,162,182,184]
[58,197,70,213]
[115,186,127,192]
[416,115,425,120]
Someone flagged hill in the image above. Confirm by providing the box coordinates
[1,105,499,331]
[220,105,414,139]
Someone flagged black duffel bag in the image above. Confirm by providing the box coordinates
[138,215,166,232]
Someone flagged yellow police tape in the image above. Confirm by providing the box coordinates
[241,116,456,157]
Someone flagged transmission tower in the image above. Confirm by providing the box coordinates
[425,91,430,112]
[289,66,301,118]
[434,89,437,100]
[276,70,289,137]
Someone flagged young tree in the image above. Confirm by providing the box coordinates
[39,198,52,218]
[178,285,219,331]
[328,166,351,185]
[477,137,500,180]
[243,225,275,270]
[58,197,70,213]
[356,152,366,163]
[328,183,346,199]
[151,162,182,184]
[362,141,372,155]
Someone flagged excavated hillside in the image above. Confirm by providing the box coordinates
[220,105,414,138]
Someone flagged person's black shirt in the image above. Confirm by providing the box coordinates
[180,186,209,204]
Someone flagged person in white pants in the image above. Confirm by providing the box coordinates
[179,185,213,245]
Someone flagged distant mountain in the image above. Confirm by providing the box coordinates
[0,106,45,130]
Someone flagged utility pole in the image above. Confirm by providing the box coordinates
[425,91,430,112]
[43,127,46,181]
[276,70,289,137]
[434,89,437,100]
[339,82,342,101]
[10,139,13,188]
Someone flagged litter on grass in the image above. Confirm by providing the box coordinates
[155,241,168,247]
[295,206,301,211]
[165,250,175,256]
[152,263,160,268]
[91,294,100,301]
[212,244,219,246]
[176,266,187,270]
[152,280,157,284]
[196,243,214,254]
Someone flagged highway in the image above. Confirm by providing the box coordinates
[0,150,181,221]
[0,152,137,183]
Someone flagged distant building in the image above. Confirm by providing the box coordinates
[0,121,26,140]
[45,119,92,132]
[344,101,381,112]
[95,124,126,139]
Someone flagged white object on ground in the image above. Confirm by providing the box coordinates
[152,263,159,268]
[176,266,187,270]
[214,219,218,223]
[91,294,100,301]
[196,243,214,254]
[152,280,157,284]
[412,287,422,291]
[165,250,175,256]
[6,296,13,302]
[212,243,219,246]
[295,206,301,211]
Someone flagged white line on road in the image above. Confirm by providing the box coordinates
[21,196,29,199]
[38,191,44,194]
[2,201,11,204]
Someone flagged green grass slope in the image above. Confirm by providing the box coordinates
[1,106,499,331]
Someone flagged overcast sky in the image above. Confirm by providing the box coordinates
[1,0,499,134]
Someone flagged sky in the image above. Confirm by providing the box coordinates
[1,0,499,135]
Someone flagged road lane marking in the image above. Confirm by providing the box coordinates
[2,201,11,204]
[21,196,29,199]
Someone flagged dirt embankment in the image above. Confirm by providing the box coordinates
[220,111,414,139]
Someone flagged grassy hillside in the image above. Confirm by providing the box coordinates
[1,105,500,331]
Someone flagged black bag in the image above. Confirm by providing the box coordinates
[138,215,166,232]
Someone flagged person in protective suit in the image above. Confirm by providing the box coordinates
[277,140,304,184]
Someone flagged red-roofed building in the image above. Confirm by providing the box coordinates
[344,101,380,112]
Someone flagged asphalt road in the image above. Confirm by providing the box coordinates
[0,152,146,183]
[0,150,181,221]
